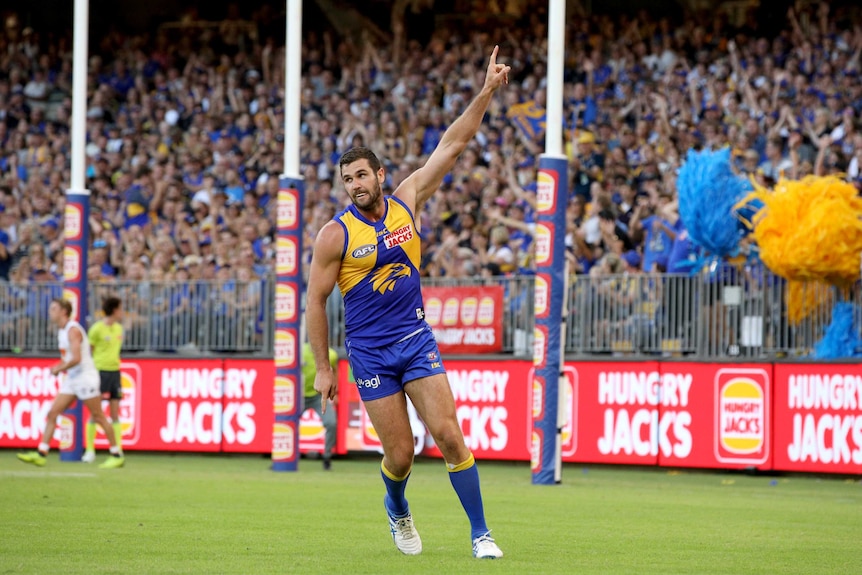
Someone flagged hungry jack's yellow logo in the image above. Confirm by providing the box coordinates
[371,263,411,294]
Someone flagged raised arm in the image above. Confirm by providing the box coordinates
[394,46,510,214]
[305,220,344,410]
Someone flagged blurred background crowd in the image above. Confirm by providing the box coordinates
[0,0,860,354]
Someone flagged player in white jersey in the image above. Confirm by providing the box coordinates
[17,298,125,469]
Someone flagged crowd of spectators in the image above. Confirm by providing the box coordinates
[0,1,861,294]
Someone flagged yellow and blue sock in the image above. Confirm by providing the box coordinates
[381,460,411,517]
[447,454,489,539]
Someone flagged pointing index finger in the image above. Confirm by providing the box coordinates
[490,45,499,65]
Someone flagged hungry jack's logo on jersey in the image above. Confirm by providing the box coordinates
[383,225,414,249]
[370,263,411,294]
[715,369,769,464]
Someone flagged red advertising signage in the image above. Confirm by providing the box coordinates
[773,364,862,474]
[4,355,857,476]
[656,363,771,470]
[133,359,227,452]
[0,358,67,448]
[529,365,578,459]
[70,359,268,453]
[0,357,349,456]
[563,362,772,470]
[422,286,504,354]
[567,361,662,465]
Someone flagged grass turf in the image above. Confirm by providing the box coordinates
[1,451,860,574]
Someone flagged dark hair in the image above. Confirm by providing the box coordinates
[598,208,617,222]
[102,296,122,316]
[338,147,382,177]
[52,298,73,317]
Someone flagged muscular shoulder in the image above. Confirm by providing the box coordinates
[314,220,346,261]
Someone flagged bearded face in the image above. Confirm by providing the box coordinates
[341,159,384,212]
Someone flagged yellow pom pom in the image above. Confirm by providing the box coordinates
[785,280,834,325]
[742,175,862,286]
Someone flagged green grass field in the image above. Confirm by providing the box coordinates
[1,451,860,574]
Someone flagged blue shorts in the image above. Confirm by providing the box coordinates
[346,326,446,401]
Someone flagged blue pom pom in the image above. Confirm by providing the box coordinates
[677,147,753,268]
[812,301,862,359]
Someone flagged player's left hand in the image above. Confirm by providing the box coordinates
[483,45,510,92]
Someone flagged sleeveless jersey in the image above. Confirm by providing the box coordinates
[335,196,426,347]
[58,320,99,380]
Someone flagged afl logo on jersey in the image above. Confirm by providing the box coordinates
[352,244,376,258]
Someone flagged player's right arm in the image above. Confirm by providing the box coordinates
[306,220,344,412]
[394,46,509,215]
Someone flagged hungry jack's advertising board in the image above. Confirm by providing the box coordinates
[1,357,857,474]
[772,364,862,474]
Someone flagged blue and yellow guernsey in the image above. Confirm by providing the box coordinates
[335,195,426,348]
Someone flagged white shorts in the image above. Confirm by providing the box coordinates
[59,372,100,400]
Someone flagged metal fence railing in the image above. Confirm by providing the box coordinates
[0,278,274,356]
[0,265,855,359]
[0,282,62,354]
[569,266,848,359]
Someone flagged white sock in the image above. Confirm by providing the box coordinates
[38,442,50,454]
[109,445,121,455]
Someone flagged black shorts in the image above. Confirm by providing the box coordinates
[100,371,123,400]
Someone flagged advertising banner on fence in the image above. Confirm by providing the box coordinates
[0,357,346,456]
[421,286,504,354]
[4,356,856,476]
[135,359,226,452]
[564,362,772,470]
[655,363,772,470]
[567,361,663,466]
[0,358,68,449]
[773,364,862,474]
[530,364,578,459]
